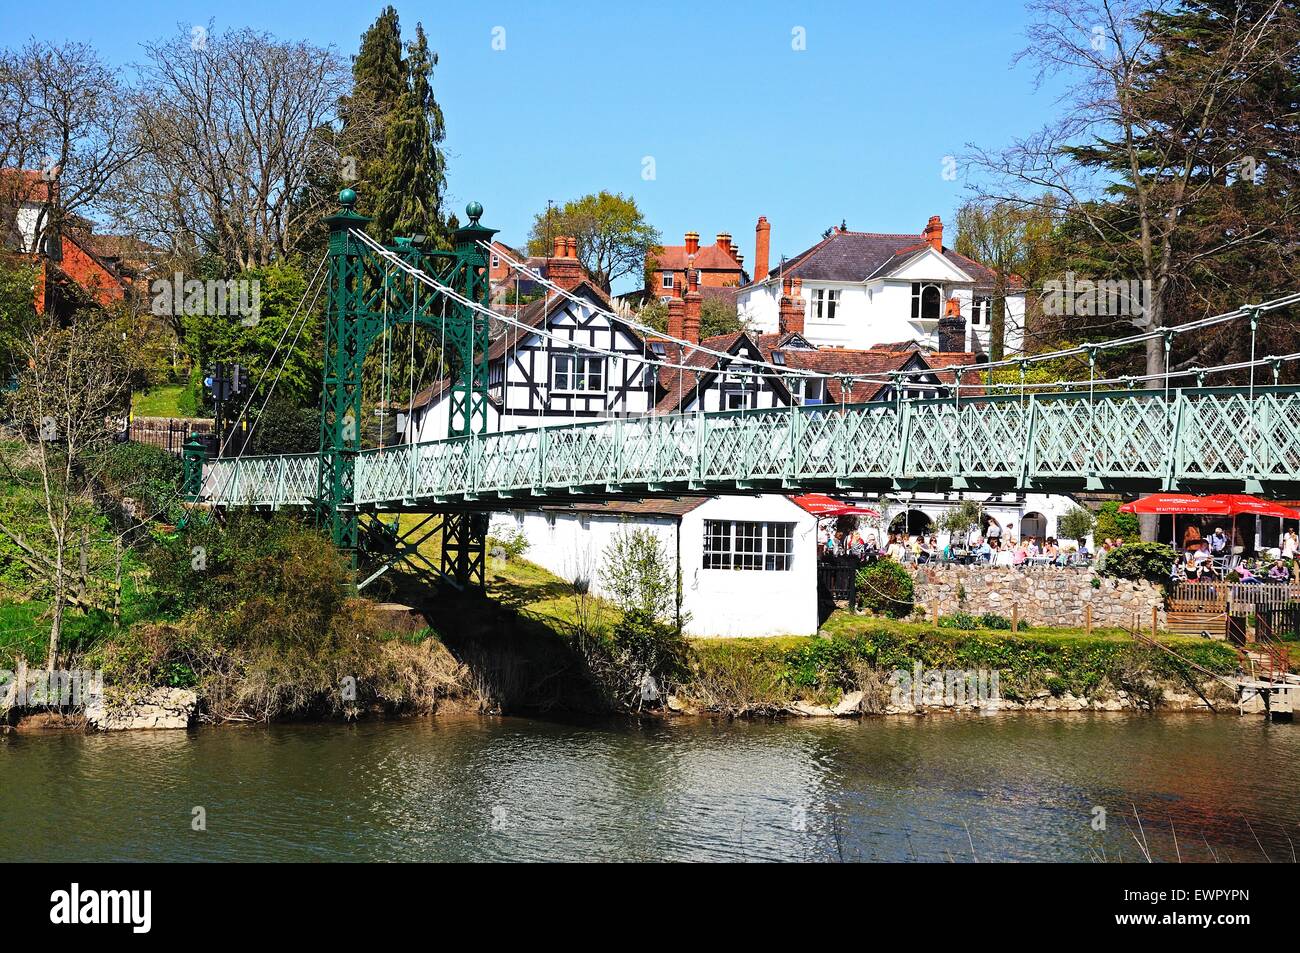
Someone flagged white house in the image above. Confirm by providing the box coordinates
[737,215,1025,356]
[859,491,1087,548]
[490,494,820,638]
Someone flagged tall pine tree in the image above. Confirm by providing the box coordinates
[338,6,407,222]
[372,23,449,245]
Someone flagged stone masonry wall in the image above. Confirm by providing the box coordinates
[912,565,1166,630]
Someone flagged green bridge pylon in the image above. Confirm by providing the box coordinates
[319,188,496,588]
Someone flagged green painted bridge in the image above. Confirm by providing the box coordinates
[191,385,1300,512]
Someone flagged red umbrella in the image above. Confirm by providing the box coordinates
[1200,494,1300,519]
[791,493,880,517]
[1118,493,1230,515]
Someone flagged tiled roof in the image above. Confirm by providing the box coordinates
[651,243,744,273]
[531,497,710,518]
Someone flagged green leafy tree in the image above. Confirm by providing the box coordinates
[1058,506,1096,545]
[699,297,744,339]
[855,561,914,617]
[338,6,407,221]
[598,529,687,703]
[527,192,660,292]
[1095,501,1140,544]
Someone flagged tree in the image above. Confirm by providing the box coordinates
[1,317,129,668]
[1058,505,1097,544]
[954,198,1056,360]
[126,26,348,272]
[526,192,660,292]
[0,39,139,261]
[700,298,745,338]
[370,23,449,245]
[339,4,406,218]
[967,0,1298,376]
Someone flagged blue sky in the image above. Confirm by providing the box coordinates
[4,0,1068,291]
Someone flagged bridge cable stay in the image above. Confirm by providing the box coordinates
[486,239,1300,390]
[135,256,328,539]
[350,229,855,394]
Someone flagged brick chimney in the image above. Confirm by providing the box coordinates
[778,275,805,336]
[684,231,699,255]
[683,267,702,344]
[754,216,771,281]
[937,296,966,351]
[667,289,685,341]
[923,215,944,252]
[716,232,732,256]
[547,235,585,292]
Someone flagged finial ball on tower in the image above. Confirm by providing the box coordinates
[339,188,357,207]
[466,201,483,224]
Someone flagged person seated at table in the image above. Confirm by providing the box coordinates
[994,540,1014,567]
[1182,551,1206,581]
[1043,538,1060,563]
[976,538,993,563]
[1012,541,1028,566]
[1234,561,1263,584]
[1191,541,1212,567]
[1077,540,1092,561]
[1268,559,1290,582]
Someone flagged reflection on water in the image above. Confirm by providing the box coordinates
[1,713,1296,862]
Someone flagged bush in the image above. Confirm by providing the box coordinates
[1101,541,1176,586]
[1095,501,1140,543]
[98,442,185,524]
[856,560,914,617]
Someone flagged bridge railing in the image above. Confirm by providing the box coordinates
[199,386,1300,508]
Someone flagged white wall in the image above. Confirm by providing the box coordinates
[859,492,1086,549]
[490,493,820,638]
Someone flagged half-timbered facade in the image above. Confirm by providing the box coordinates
[404,281,657,442]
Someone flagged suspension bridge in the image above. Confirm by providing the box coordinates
[183,189,1300,589]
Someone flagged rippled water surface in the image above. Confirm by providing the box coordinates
[2,713,1297,861]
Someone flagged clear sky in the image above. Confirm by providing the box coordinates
[3,0,1069,292]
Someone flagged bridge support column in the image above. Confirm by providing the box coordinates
[441,512,487,590]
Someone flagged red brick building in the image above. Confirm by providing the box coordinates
[647,230,748,301]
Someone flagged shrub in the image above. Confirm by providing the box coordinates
[1102,541,1176,586]
[977,612,1012,630]
[856,560,914,617]
[1095,500,1140,543]
[98,442,185,524]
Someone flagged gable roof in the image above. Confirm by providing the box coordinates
[751,228,1022,291]
[651,242,745,275]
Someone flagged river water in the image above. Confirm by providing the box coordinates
[2,713,1296,862]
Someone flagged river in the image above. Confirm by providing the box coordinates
[2,713,1296,862]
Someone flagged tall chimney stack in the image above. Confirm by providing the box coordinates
[778,275,805,336]
[937,297,966,351]
[715,232,732,255]
[923,215,944,252]
[684,231,699,256]
[683,267,702,344]
[754,216,771,282]
[667,290,685,342]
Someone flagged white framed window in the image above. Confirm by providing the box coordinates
[551,353,605,392]
[812,288,840,320]
[661,272,674,290]
[911,282,942,320]
[719,376,755,410]
[703,520,795,571]
[491,254,500,269]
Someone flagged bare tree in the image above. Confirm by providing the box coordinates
[1,318,129,669]
[0,39,139,258]
[122,25,348,272]
[966,0,1295,375]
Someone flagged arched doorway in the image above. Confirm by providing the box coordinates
[890,509,934,536]
[1020,511,1047,541]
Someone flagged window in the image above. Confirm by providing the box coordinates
[720,377,755,410]
[649,341,667,356]
[491,254,500,269]
[551,353,605,392]
[971,296,991,326]
[703,520,795,571]
[772,351,786,365]
[661,272,674,290]
[812,288,840,320]
[911,283,942,321]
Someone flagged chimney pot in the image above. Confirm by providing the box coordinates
[716,232,731,250]
[923,215,944,252]
[552,236,566,258]
[548,236,584,291]
[684,231,699,255]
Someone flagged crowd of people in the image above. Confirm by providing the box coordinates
[818,518,1092,568]
[1172,524,1299,584]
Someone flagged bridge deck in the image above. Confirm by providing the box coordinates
[197,386,1300,509]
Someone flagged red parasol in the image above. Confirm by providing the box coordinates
[1118,493,1230,515]
[791,494,880,518]
[1199,494,1300,519]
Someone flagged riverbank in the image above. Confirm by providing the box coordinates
[4,545,1247,731]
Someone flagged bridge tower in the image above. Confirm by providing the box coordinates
[319,188,496,588]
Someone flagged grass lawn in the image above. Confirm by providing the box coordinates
[131,385,187,418]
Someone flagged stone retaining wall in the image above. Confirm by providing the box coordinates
[912,565,1166,629]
